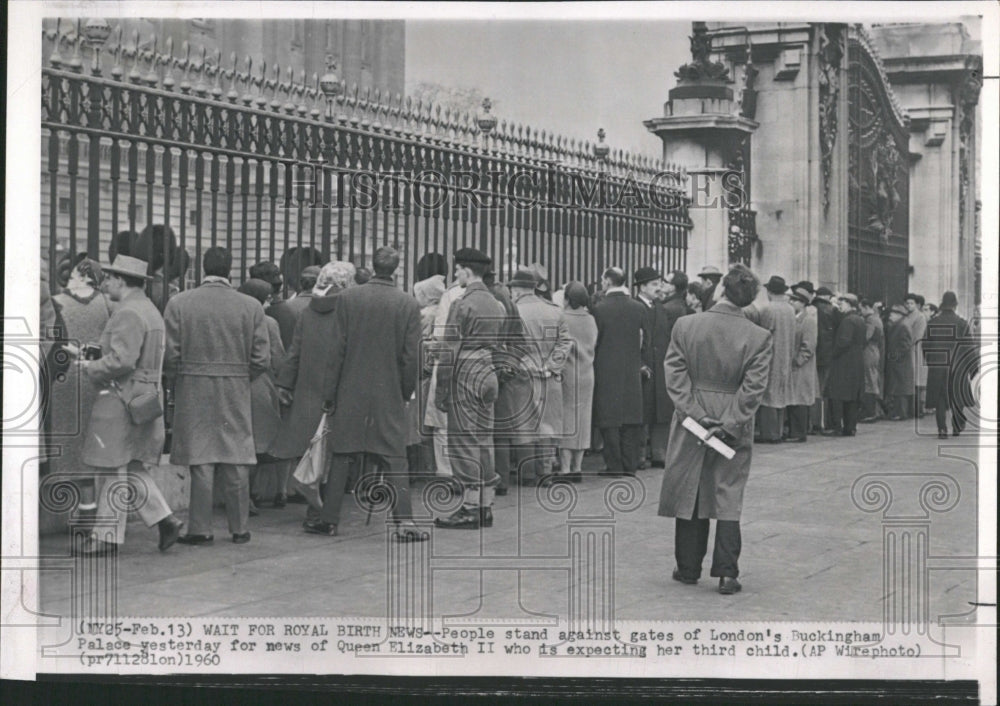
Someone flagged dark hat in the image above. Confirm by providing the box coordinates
[764,275,788,294]
[454,247,492,265]
[789,291,811,305]
[508,268,538,289]
[940,291,958,310]
[815,286,834,297]
[238,278,273,305]
[103,254,152,281]
[698,265,723,280]
[793,280,815,295]
[633,267,661,286]
[249,261,282,286]
[839,293,859,308]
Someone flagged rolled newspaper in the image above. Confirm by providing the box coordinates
[681,416,736,460]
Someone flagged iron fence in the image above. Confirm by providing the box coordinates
[42,23,693,304]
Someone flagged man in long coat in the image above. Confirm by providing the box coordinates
[657,264,772,594]
[435,248,503,530]
[811,286,840,432]
[923,291,973,438]
[507,268,572,485]
[318,247,424,539]
[634,267,670,468]
[859,299,885,422]
[885,304,915,420]
[268,265,321,349]
[904,293,928,417]
[592,267,646,477]
[653,271,694,457]
[165,247,270,545]
[77,254,183,554]
[825,294,866,436]
[746,276,797,442]
[786,290,818,441]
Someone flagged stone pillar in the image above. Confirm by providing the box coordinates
[645,23,757,276]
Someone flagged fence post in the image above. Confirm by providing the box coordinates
[86,79,103,259]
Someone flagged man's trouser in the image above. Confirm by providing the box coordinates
[811,366,831,430]
[829,400,860,434]
[933,388,968,434]
[320,452,414,526]
[674,491,741,580]
[786,405,810,439]
[647,423,670,463]
[446,364,499,508]
[860,393,881,419]
[758,406,785,441]
[93,461,172,545]
[432,427,453,476]
[188,463,251,536]
[511,440,554,483]
[600,424,643,475]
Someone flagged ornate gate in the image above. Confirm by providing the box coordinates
[847,29,910,305]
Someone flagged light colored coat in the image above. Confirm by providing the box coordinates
[560,308,597,449]
[788,306,818,406]
[746,296,796,408]
[863,311,884,396]
[511,292,573,441]
[164,279,270,466]
[657,301,772,521]
[81,288,166,468]
[423,281,464,429]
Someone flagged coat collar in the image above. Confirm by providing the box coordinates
[462,281,489,296]
[201,276,232,288]
[368,275,396,287]
[707,299,746,317]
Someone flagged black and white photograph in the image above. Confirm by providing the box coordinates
[3,1,997,698]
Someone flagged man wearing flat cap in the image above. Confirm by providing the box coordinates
[634,266,672,467]
[697,265,723,311]
[435,248,503,529]
[75,254,184,555]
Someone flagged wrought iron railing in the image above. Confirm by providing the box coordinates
[728,206,758,266]
[42,21,693,301]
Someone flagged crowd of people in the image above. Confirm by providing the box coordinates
[42,224,978,593]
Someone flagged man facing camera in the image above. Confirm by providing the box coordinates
[657,264,773,595]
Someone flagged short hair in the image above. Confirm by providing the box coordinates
[669,270,688,292]
[465,261,490,278]
[860,298,873,309]
[372,247,400,276]
[416,252,448,281]
[249,261,282,286]
[482,270,496,287]
[565,281,590,310]
[722,264,760,307]
[904,292,919,304]
[203,247,232,278]
[686,280,704,298]
[119,273,147,288]
[602,267,626,287]
[914,294,925,307]
[280,247,325,292]
[299,269,319,292]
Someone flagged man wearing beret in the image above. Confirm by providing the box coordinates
[435,248,503,529]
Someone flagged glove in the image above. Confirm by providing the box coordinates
[277,387,293,407]
[322,400,336,416]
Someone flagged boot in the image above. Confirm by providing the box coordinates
[157,515,183,552]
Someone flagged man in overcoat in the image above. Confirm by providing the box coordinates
[165,247,270,545]
[904,293,928,417]
[885,304,915,421]
[746,276,797,442]
[76,254,183,555]
[320,247,424,540]
[435,248,503,529]
[507,268,572,485]
[825,294,867,436]
[592,267,646,477]
[651,271,693,459]
[811,286,840,433]
[923,291,973,438]
[272,261,355,532]
[859,299,885,422]
[657,264,772,594]
[634,267,670,468]
[268,265,321,349]
[786,290,818,442]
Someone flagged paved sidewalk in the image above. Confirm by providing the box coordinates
[39,419,982,623]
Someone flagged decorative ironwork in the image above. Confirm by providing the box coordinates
[846,27,910,304]
[41,20,692,300]
[728,207,758,267]
[818,23,845,215]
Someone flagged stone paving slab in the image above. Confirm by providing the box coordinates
[39,422,982,624]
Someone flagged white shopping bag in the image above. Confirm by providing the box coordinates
[289,416,329,508]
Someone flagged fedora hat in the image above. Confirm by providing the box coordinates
[508,268,538,289]
[633,266,661,286]
[764,275,788,294]
[698,265,723,280]
[103,254,152,280]
[789,291,811,305]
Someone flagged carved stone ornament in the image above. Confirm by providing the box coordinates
[818,24,845,215]
[674,22,731,83]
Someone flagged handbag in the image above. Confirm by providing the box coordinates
[289,417,330,508]
[111,381,164,425]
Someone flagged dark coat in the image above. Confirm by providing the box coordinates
[884,318,915,397]
[270,293,341,459]
[826,310,867,401]
[325,277,422,458]
[923,310,973,410]
[268,292,314,350]
[492,284,529,437]
[657,301,772,521]
[813,298,839,369]
[164,280,270,466]
[639,294,685,425]
[592,291,646,427]
[249,316,285,454]
[81,288,166,468]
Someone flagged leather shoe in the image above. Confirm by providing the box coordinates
[672,569,697,585]
[952,429,961,437]
[718,577,742,595]
[566,472,583,484]
[232,532,251,544]
[273,493,287,508]
[177,534,214,546]
[938,430,949,439]
[302,520,338,536]
[286,493,308,505]
[157,515,183,552]
[480,507,493,528]
[787,436,807,443]
[650,460,666,469]
[434,507,480,530]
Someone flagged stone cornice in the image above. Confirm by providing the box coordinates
[643,114,759,135]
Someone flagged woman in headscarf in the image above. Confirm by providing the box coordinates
[46,257,112,517]
[558,282,598,482]
[238,278,287,508]
[407,273,447,483]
